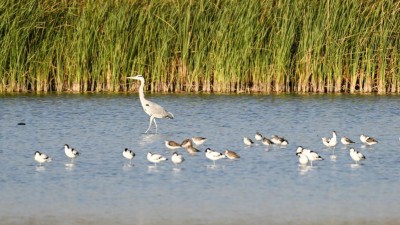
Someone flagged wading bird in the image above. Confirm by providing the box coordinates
[322,131,338,148]
[296,146,323,166]
[34,151,52,166]
[224,149,240,160]
[171,152,185,166]
[127,75,174,133]
[349,148,366,164]
[360,134,378,146]
[147,152,168,166]
[205,148,226,165]
[122,148,135,165]
[64,144,79,163]
[341,136,355,145]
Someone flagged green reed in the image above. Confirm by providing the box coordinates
[0,0,399,94]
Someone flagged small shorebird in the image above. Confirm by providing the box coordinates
[191,137,207,146]
[165,140,182,150]
[122,148,135,164]
[224,149,240,159]
[34,151,52,166]
[341,136,355,145]
[64,144,79,163]
[271,135,288,146]
[349,148,366,164]
[255,132,263,141]
[171,152,185,166]
[243,137,254,146]
[262,137,273,146]
[322,131,337,148]
[322,137,330,147]
[147,152,168,166]
[180,139,200,154]
[181,139,193,148]
[186,145,201,154]
[360,134,378,146]
[205,148,226,165]
[296,152,309,166]
[296,146,323,166]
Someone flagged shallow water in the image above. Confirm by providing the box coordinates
[0,93,399,225]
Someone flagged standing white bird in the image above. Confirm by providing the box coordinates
[64,144,79,163]
[341,136,355,145]
[34,151,52,166]
[349,148,366,163]
[171,152,184,166]
[128,75,174,133]
[296,146,323,166]
[205,148,226,165]
[147,152,168,166]
[122,148,135,164]
[322,131,337,148]
[360,134,378,146]
[296,152,309,165]
[243,137,254,146]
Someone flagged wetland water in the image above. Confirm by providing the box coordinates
[0,93,399,225]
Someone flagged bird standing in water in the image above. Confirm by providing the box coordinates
[128,75,174,133]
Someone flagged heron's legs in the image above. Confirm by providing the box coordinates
[145,116,154,133]
[153,119,158,133]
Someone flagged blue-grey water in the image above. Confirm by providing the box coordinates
[0,93,399,225]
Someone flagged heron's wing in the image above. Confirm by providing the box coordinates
[142,100,173,118]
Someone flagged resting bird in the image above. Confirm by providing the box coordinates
[205,148,226,165]
[64,144,79,163]
[34,151,52,166]
[122,148,135,165]
[128,75,174,133]
[171,152,185,166]
[147,152,168,166]
[349,148,366,163]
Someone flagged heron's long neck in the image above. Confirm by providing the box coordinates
[138,79,146,102]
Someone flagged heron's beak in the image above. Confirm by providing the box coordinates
[127,77,135,79]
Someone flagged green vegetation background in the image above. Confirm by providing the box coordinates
[1,0,399,93]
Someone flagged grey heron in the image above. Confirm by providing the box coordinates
[127,75,174,133]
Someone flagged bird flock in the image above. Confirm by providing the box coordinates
[33,136,239,167]
[33,131,376,169]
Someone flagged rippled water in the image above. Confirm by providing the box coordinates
[0,93,399,225]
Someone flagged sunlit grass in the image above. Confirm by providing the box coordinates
[0,0,399,94]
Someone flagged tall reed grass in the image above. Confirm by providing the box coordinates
[0,0,399,93]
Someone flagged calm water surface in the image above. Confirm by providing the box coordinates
[0,93,399,225]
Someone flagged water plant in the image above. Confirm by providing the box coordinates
[0,0,399,94]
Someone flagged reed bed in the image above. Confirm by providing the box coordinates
[0,0,399,94]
